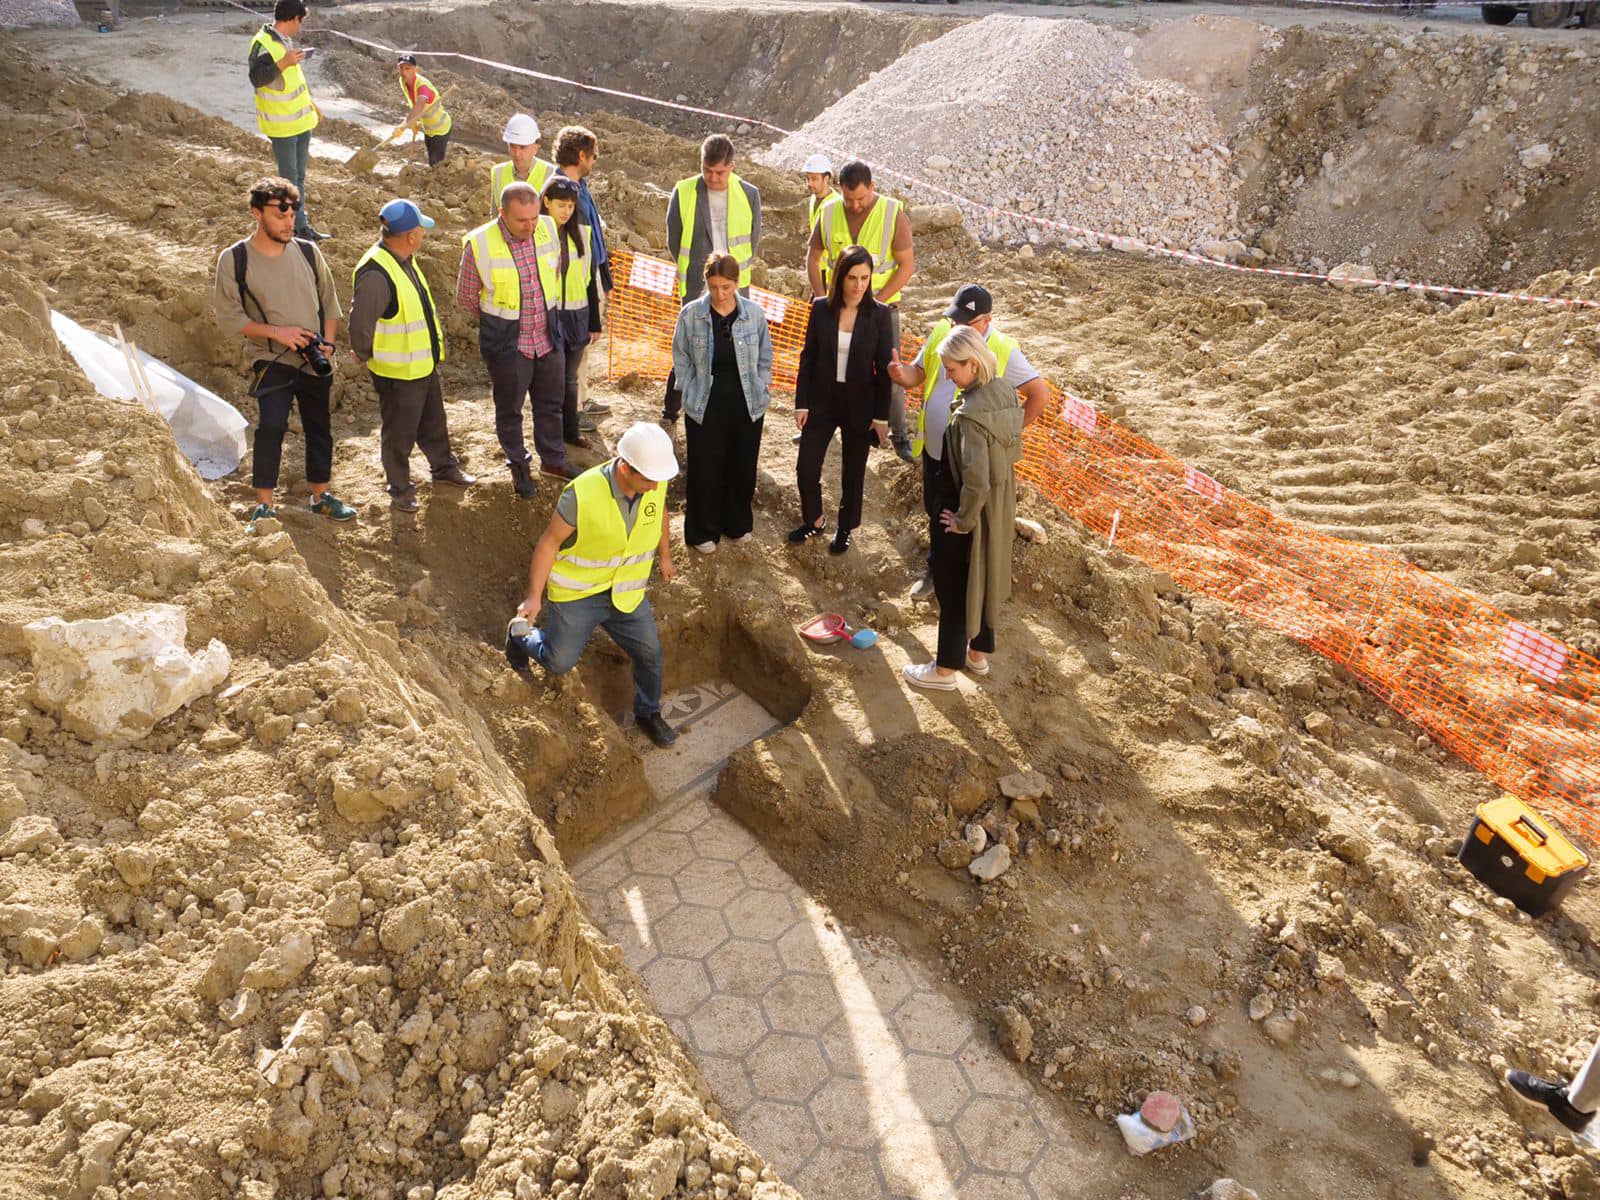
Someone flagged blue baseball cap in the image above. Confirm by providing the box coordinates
[379,198,435,234]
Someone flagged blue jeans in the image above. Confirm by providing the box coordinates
[270,131,312,235]
[525,592,664,718]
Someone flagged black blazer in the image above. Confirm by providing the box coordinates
[794,297,893,431]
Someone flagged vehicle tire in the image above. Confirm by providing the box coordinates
[1480,3,1517,20]
[1527,1,1573,25]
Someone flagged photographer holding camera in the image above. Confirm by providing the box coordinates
[214,175,355,528]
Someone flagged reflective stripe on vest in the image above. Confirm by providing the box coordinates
[401,72,452,137]
[912,322,1018,457]
[249,28,318,139]
[807,189,838,234]
[352,244,442,382]
[549,225,594,315]
[462,216,562,322]
[817,194,904,302]
[489,158,555,218]
[547,465,667,613]
[673,174,754,297]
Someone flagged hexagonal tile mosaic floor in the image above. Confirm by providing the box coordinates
[574,683,1101,1199]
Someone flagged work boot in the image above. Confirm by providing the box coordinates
[509,459,537,500]
[636,712,678,748]
[1506,1070,1595,1133]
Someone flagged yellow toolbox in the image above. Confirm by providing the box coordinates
[1459,795,1589,917]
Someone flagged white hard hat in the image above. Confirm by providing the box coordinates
[802,153,833,175]
[503,113,540,146]
[616,422,679,483]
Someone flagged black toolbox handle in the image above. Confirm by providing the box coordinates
[1515,814,1550,846]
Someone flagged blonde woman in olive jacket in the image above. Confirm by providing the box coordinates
[903,325,1024,691]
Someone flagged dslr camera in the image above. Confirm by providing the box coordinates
[295,331,334,378]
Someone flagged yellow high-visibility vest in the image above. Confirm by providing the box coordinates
[817,194,905,302]
[672,175,754,297]
[249,27,318,139]
[400,71,451,137]
[352,245,442,381]
[912,318,1018,457]
[807,188,839,233]
[489,158,555,219]
[462,216,563,322]
[547,465,666,612]
[548,225,594,317]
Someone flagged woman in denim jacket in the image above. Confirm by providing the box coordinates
[671,254,774,553]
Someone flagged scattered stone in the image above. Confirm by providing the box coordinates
[0,813,61,857]
[1140,1090,1182,1133]
[1014,516,1048,543]
[998,770,1048,802]
[969,843,1012,882]
[460,1113,493,1160]
[994,1004,1034,1062]
[964,823,988,854]
[1327,262,1378,290]
[936,838,976,870]
[74,1120,134,1198]
[1207,1180,1261,1200]
[1519,142,1553,170]
[240,928,315,990]
[1186,1005,1208,1028]
[1303,711,1336,743]
[1248,993,1274,1022]
[1263,1013,1300,1047]
[22,605,230,744]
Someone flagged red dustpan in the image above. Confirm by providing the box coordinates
[799,613,878,649]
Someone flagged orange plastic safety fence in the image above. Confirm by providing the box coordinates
[608,250,1600,844]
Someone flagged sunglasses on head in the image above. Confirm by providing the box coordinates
[264,199,302,213]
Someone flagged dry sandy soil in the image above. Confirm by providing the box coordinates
[2,2,1600,1199]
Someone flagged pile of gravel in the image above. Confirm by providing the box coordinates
[0,0,78,29]
[761,15,1243,256]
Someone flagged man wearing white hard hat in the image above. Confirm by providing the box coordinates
[489,114,557,219]
[802,153,838,234]
[506,422,681,747]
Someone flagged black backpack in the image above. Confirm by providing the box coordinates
[231,237,325,335]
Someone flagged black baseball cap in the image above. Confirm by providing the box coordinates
[945,284,992,322]
[396,54,418,66]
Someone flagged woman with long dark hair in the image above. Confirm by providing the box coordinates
[790,244,893,555]
[541,175,602,451]
[670,254,774,553]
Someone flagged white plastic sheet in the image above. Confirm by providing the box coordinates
[50,310,248,480]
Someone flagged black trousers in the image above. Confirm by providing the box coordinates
[371,370,460,495]
[485,349,566,468]
[930,513,996,670]
[250,361,332,490]
[797,407,872,533]
[562,342,588,443]
[424,132,450,166]
[685,380,763,545]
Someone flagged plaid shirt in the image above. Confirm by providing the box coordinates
[455,218,554,359]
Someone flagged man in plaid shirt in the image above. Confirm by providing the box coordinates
[457,181,571,498]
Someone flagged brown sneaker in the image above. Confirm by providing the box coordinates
[540,462,578,482]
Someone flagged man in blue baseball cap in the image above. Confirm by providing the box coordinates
[349,198,474,511]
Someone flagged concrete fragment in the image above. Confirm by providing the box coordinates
[23,605,230,744]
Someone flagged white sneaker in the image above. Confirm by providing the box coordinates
[908,573,935,600]
[903,662,958,691]
[965,652,991,677]
[729,532,753,544]
[692,541,717,555]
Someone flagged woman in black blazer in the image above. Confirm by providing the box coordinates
[790,244,894,555]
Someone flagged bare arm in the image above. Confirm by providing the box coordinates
[1019,378,1051,428]
[658,508,676,582]
[805,225,825,299]
[874,209,915,304]
[518,514,576,620]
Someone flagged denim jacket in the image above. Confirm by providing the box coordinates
[670,293,774,423]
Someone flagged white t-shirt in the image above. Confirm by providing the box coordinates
[707,188,729,255]
[923,337,1039,460]
[836,330,852,383]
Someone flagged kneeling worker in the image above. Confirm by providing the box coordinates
[506,422,681,748]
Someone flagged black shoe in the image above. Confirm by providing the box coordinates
[1506,1070,1594,1132]
[434,466,477,487]
[509,459,537,500]
[829,528,852,556]
[787,521,826,544]
[637,711,678,747]
[505,630,530,673]
[390,491,420,513]
[894,443,915,463]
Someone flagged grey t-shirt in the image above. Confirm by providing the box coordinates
[555,461,641,549]
[924,339,1039,461]
[213,238,342,374]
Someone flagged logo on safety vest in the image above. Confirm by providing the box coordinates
[643,501,658,519]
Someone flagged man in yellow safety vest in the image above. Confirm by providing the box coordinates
[802,152,838,234]
[246,0,326,242]
[507,422,681,748]
[661,134,762,424]
[349,199,475,512]
[808,160,916,459]
[490,114,556,221]
[888,284,1051,599]
[395,54,453,167]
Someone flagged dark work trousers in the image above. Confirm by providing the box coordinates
[920,450,942,569]
[424,132,450,166]
[485,348,567,469]
[370,370,460,495]
[662,296,689,421]
[684,381,763,546]
[929,513,996,670]
[250,361,332,490]
[797,408,873,534]
[562,341,589,444]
